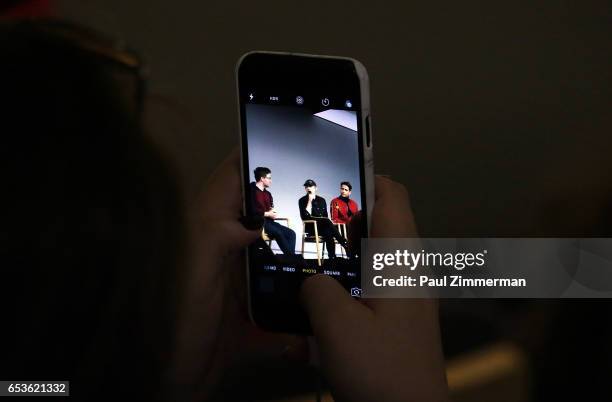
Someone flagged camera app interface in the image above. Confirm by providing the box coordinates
[243,90,363,296]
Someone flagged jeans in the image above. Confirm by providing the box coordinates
[304,218,346,258]
[264,219,296,255]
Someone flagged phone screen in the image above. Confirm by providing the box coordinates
[238,53,370,332]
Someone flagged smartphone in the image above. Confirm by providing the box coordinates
[236,51,374,333]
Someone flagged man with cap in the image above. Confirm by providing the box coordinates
[298,179,348,259]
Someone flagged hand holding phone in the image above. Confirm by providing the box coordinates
[237,52,374,333]
[300,176,449,402]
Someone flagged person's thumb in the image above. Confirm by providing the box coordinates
[300,274,369,346]
[197,215,263,258]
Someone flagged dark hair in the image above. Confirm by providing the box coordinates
[341,181,352,191]
[0,21,182,399]
[254,166,271,181]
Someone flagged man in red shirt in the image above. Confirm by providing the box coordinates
[330,181,359,224]
[250,167,296,255]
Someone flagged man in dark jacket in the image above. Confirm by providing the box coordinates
[298,179,348,259]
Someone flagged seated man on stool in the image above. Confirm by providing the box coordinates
[330,181,359,224]
[298,179,349,259]
[250,167,296,255]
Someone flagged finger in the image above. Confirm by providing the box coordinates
[366,176,424,317]
[198,148,244,220]
[300,275,370,346]
[371,175,418,238]
[199,217,262,258]
[347,211,362,248]
[224,248,249,318]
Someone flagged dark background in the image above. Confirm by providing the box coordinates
[54,2,612,401]
[56,1,612,239]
